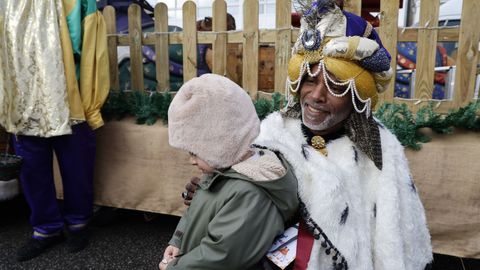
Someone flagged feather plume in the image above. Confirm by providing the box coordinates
[293,0,337,28]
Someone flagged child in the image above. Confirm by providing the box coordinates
[160,74,298,270]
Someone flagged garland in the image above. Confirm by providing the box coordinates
[101,90,479,150]
[374,101,480,150]
[101,90,172,125]
[101,90,285,124]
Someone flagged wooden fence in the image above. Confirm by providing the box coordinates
[103,0,480,113]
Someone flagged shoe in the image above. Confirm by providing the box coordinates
[66,229,89,253]
[16,234,65,262]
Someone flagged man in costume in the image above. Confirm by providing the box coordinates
[0,0,109,261]
[184,1,432,269]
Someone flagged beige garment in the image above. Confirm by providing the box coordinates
[232,148,287,181]
[0,0,72,137]
[406,129,480,259]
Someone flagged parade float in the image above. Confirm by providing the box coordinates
[1,0,478,260]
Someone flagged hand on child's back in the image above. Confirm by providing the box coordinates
[159,245,180,270]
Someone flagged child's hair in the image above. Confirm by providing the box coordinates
[168,74,260,169]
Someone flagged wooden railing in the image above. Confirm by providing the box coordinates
[104,0,479,113]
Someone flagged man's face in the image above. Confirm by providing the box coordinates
[300,63,353,133]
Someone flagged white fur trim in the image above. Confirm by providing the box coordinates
[255,112,432,270]
[0,179,19,201]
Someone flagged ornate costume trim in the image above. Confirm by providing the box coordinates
[299,198,349,270]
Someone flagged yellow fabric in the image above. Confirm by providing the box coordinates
[288,54,305,83]
[0,0,72,137]
[345,36,360,60]
[59,0,110,130]
[323,57,377,107]
[79,11,110,130]
[287,53,378,107]
[59,1,86,122]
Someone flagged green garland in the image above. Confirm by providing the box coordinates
[101,90,479,150]
[374,101,480,150]
[101,90,285,125]
[101,90,172,125]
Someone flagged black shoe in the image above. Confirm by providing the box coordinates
[66,229,89,253]
[17,235,65,262]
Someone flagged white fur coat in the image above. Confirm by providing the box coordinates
[255,112,433,270]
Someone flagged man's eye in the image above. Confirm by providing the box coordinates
[330,85,346,94]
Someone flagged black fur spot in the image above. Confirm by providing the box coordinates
[258,150,265,156]
[373,203,377,218]
[409,175,417,193]
[410,181,417,193]
[424,261,433,270]
[301,144,310,160]
[352,146,358,163]
[251,144,268,150]
[340,205,349,225]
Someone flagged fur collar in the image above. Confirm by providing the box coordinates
[255,112,432,270]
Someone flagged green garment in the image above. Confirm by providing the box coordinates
[167,154,298,270]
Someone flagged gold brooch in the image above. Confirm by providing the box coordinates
[311,135,328,156]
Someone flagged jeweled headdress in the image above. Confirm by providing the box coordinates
[286,0,393,117]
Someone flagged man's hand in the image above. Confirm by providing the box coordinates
[159,245,180,270]
[182,176,200,206]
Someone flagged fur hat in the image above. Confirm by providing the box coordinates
[168,74,260,169]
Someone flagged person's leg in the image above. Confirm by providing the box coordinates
[53,122,96,252]
[13,135,65,261]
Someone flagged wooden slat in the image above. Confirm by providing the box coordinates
[122,27,459,45]
[242,0,259,99]
[397,27,459,42]
[154,3,169,92]
[394,99,455,114]
[212,0,227,75]
[343,0,361,15]
[103,6,119,90]
[274,0,291,93]
[128,4,144,91]
[130,29,301,46]
[413,0,440,100]
[377,0,399,105]
[453,0,480,107]
[182,1,197,82]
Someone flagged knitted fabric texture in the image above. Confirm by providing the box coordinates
[168,74,260,169]
[232,148,287,181]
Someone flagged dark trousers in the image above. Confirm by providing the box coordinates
[13,122,96,238]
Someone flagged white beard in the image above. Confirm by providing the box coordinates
[301,105,349,131]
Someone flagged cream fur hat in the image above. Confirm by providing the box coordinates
[168,74,260,169]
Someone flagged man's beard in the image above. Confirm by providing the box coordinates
[301,106,349,131]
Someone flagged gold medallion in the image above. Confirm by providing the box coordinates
[311,135,328,156]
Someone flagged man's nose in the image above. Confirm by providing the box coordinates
[310,79,328,102]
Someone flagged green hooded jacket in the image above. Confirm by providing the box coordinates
[167,151,298,270]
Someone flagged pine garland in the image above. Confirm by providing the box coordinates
[102,90,173,125]
[374,101,480,150]
[101,90,479,150]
